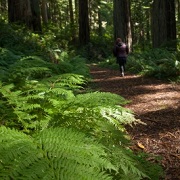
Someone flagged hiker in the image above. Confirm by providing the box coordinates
[113,38,129,77]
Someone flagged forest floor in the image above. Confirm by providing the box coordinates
[89,64,180,180]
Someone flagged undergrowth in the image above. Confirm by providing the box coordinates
[0,20,164,179]
[99,48,180,81]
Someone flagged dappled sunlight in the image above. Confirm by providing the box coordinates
[128,88,180,113]
[90,65,180,177]
[90,70,107,74]
[90,65,180,121]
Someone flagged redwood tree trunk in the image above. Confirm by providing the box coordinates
[8,0,42,32]
[79,0,90,45]
[41,0,48,24]
[152,0,176,49]
[30,0,42,32]
[113,0,132,52]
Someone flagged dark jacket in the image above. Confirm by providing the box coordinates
[116,42,129,57]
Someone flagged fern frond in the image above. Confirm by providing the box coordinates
[41,73,86,90]
[100,106,142,126]
[51,91,130,123]
[0,126,115,180]
[74,92,129,107]
[108,146,150,179]
[49,92,136,144]
[4,56,53,85]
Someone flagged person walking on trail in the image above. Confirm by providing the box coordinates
[113,38,129,77]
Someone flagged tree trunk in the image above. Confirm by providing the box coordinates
[146,8,150,41]
[152,0,176,49]
[30,0,42,32]
[74,0,78,24]
[113,0,132,52]
[98,8,102,36]
[41,0,48,24]
[69,0,77,41]
[69,0,74,26]
[8,0,41,32]
[8,0,22,22]
[178,0,180,40]
[79,0,90,45]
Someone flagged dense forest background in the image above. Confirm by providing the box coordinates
[0,0,179,179]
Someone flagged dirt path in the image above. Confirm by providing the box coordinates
[90,64,180,180]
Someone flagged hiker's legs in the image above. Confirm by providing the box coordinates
[118,63,124,76]
[121,65,125,76]
[118,57,126,76]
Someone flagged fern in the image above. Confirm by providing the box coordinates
[69,55,90,77]
[0,47,21,82]
[0,74,86,132]
[5,56,52,84]
[49,92,138,143]
[0,126,115,180]
[109,147,149,179]
[126,48,179,79]
[0,82,158,179]
[41,73,86,90]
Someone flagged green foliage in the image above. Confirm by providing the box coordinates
[0,72,86,132]
[0,125,163,180]
[109,147,161,180]
[0,47,21,81]
[0,21,41,54]
[0,38,89,133]
[1,52,161,178]
[76,36,113,61]
[49,92,136,143]
[69,56,90,76]
[0,77,163,179]
[134,153,164,180]
[0,126,115,180]
[131,0,152,50]
[99,48,180,81]
[0,19,164,180]
[127,49,180,79]
[98,57,119,70]
[4,56,52,85]
[0,49,89,85]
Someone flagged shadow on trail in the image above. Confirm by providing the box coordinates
[90,64,180,179]
[130,107,180,135]
[90,65,180,133]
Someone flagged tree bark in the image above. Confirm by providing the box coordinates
[41,0,48,24]
[8,0,41,32]
[113,0,132,52]
[69,0,74,26]
[30,0,42,32]
[152,0,176,49]
[79,0,90,45]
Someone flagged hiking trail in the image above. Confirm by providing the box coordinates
[90,64,180,180]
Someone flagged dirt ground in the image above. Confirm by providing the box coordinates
[89,64,180,180]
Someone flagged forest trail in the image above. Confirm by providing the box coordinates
[89,64,180,180]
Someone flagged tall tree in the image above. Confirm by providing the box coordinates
[31,0,42,31]
[41,0,48,25]
[68,0,76,41]
[152,0,176,49]
[131,0,151,50]
[113,0,132,52]
[69,0,74,27]
[8,0,42,32]
[79,0,90,45]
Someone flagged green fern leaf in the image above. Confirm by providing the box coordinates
[0,126,116,180]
